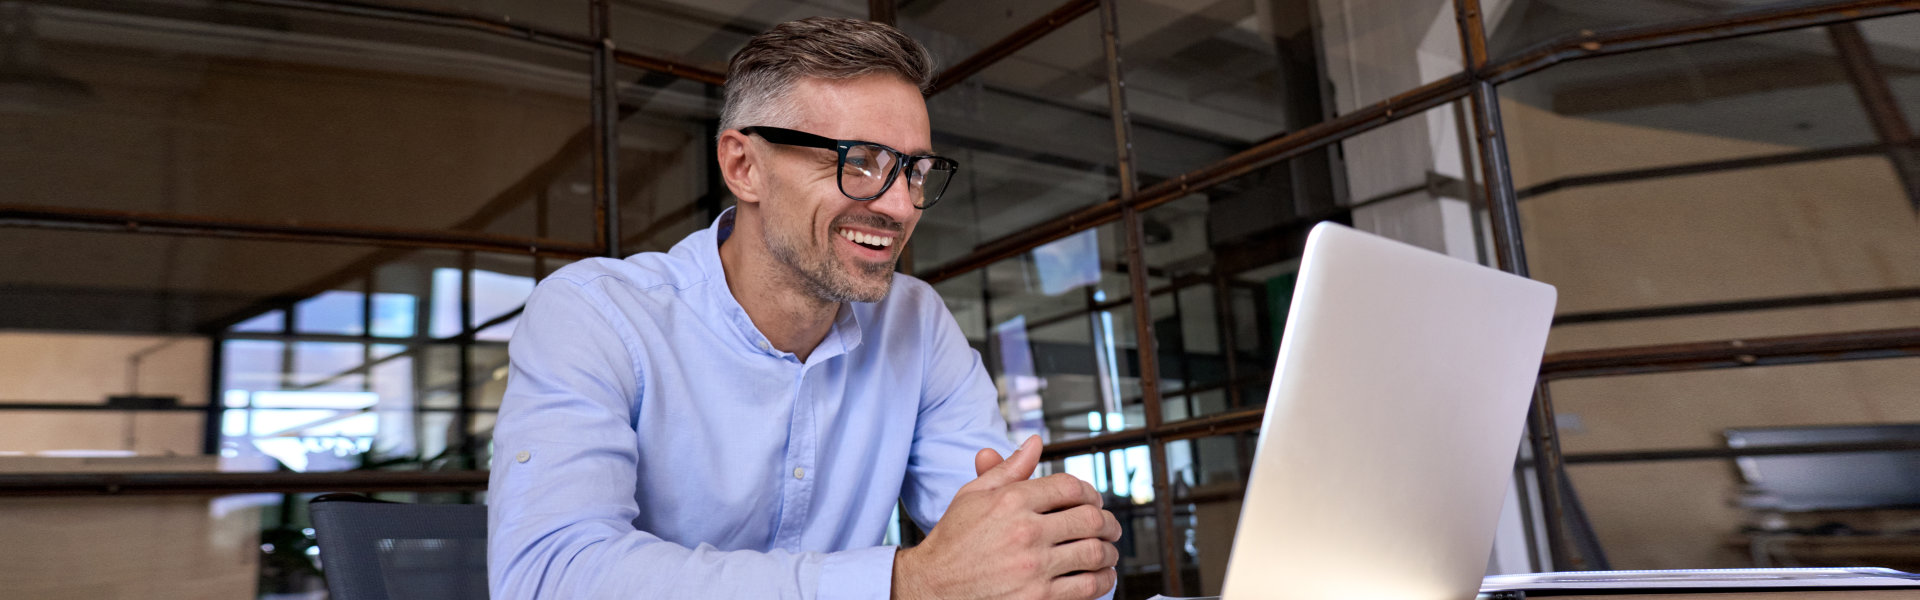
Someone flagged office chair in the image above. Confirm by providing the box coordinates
[309,493,490,600]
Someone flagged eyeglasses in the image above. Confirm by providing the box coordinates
[740,126,959,209]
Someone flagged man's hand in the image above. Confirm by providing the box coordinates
[893,435,1123,600]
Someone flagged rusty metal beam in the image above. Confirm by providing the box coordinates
[925,0,1098,96]
[1540,327,1920,381]
[0,470,489,497]
[1560,440,1920,465]
[1093,0,1181,590]
[1518,141,1908,201]
[1554,286,1920,325]
[0,204,598,257]
[233,0,597,50]
[1039,407,1265,462]
[611,50,727,87]
[1482,0,1920,85]
[228,0,730,86]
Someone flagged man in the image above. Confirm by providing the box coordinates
[488,17,1121,600]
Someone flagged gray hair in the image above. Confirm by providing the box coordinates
[719,17,934,134]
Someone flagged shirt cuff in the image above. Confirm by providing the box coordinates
[817,545,898,600]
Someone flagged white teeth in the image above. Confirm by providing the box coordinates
[838,228,894,248]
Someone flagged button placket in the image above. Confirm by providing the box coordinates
[772,364,814,551]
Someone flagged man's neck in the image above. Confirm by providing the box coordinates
[717,227,838,363]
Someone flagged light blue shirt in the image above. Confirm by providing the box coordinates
[488,208,1013,599]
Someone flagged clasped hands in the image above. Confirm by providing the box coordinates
[893,435,1124,600]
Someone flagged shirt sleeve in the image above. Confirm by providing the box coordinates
[487,275,897,600]
[899,286,1016,531]
[898,284,1115,600]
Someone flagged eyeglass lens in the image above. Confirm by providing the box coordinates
[841,144,955,207]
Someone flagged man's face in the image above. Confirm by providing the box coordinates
[754,75,930,304]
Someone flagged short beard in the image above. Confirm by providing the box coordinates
[764,214,899,304]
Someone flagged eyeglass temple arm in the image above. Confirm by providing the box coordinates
[740,126,839,151]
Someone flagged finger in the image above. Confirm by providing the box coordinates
[974,435,1041,488]
[1039,504,1112,545]
[1047,538,1118,580]
[1019,473,1102,514]
[1098,509,1122,542]
[1047,566,1117,600]
[974,447,1003,478]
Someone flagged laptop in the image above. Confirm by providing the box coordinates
[1215,222,1557,600]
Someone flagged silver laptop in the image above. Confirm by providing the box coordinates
[1217,223,1556,600]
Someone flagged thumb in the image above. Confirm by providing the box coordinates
[976,435,1041,487]
[974,447,1003,477]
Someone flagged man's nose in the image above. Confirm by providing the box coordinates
[866,168,919,223]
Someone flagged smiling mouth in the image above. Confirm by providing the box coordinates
[836,227,896,252]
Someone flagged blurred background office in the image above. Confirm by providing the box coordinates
[0,0,1917,598]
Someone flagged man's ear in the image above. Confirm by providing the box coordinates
[716,129,762,206]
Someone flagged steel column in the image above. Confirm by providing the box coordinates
[1094,0,1182,591]
[1828,22,1920,213]
[1456,0,1578,571]
[591,0,621,259]
[868,0,896,25]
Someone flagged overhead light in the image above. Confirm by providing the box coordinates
[0,2,96,115]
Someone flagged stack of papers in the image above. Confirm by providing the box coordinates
[1480,568,1920,593]
[1146,568,1920,600]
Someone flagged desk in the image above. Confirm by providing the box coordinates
[1522,592,1918,599]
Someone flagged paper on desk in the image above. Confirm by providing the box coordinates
[1145,596,1218,600]
[1480,567,1920,592]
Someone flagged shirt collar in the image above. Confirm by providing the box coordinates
[694,207,865,361]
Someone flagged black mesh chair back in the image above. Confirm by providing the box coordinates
[310,493,490,600]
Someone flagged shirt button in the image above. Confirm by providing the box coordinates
[515,451,530,463]
[793,467,805,479]
[758,340,772,352]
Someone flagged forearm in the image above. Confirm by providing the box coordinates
[493,521,897,600]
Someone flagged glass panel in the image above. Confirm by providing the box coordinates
[1,229,558,341]
[972,221,1143,443]
[1861,14,1920,120]
[396,0,588,36]
[372,250,449,340]
[898,0,1077,70]
[1561,456,1920,571]
[1136,175,1316,420]
[470,344,511,409]
[2,493,280,598]
[1,2,597,242]
[1517,155,1920,352]
[0,410,203,455]
[216,338,480,470]
[0,331,209,406]
[609,1,866,73]
[1502,26,1878,187]
[916,11,1120,272]
[1040,445,1165,600]
[1551,358,1920,455]
[1165,432,1254,596]
[1490,0,1804,57]
[1116,0,1330,180]
[614,65,724,255]
[232,309,287,334]
[472,254,538,330]
[1311,0,1463,112]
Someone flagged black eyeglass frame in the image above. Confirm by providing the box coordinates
[739,126,959,209]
